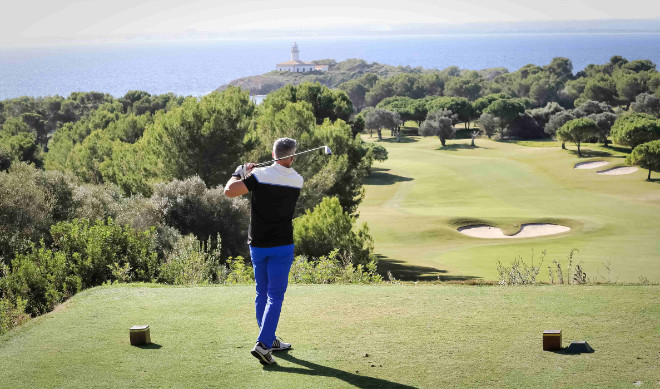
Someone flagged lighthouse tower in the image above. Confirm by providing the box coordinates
[275,42,328,72]
[291,42,300,61]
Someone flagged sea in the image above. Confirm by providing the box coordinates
[1,33,660,100]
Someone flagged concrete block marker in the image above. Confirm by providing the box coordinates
[543,330,562,351]
[130,325,151,346]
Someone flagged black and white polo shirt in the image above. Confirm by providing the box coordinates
[243,163,304,248]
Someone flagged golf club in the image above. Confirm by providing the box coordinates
[253,145,332,167]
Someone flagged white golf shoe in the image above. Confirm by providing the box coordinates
[251,342,276,365]
[271,337,292,352]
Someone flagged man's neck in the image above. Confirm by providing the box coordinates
[275,161,292,168]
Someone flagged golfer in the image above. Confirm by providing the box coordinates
[224,137,302,365]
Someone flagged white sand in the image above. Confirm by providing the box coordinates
[597,166,639,175]
[574,161,609,169]
[458,223,571,239]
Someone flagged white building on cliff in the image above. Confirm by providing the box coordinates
[276,43,329,73]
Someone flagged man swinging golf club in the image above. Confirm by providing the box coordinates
[224,137,305,365]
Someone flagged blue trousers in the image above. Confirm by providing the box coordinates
[249,244,294,348]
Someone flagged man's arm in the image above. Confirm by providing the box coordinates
[224,163,254,198]
[224,176,248,198]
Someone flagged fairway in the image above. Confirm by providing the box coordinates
[1,284,659,388]
[359,135,660,282]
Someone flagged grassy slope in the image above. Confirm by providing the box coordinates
[1,284,658,388]
[359,134,660,282]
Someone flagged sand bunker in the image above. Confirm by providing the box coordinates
[458,223,571,239]
[574,161,609,169]
[597,166,639,175]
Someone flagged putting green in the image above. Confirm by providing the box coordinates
[1,284,658,388]
[359,135,660,282]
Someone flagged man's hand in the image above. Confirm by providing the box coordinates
[232,163,255,180]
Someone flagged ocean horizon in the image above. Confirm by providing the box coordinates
[1,33,660,100]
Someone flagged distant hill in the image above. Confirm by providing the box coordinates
[216,58,426,95]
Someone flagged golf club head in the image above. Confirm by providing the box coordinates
[323,146,332,155]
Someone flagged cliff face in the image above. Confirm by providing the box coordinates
[216,59,422,95]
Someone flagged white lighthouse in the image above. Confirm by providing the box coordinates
[276,43,329,73]
[291,42,300,61]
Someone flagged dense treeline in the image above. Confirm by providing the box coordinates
[344,56,660,175]
[0,85,382,333]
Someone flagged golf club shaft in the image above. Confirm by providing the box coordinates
[253,146,327,167]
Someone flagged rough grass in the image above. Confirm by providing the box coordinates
[1,284,658,388]
[360,135,660,282]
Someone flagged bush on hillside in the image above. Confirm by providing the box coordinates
[159,234,221,285]
[0,297,29,335]
[0,245,81,315]
[289,250,382,284]
[0,163,59,263]
[611,112,660,149]
[50,218,158,288]
[151,176,250,259]
[293,197,374,266]
[508,113,545,139]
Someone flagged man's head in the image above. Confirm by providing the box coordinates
[273,137,297,167]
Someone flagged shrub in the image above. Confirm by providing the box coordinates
[0,297,29,335]
[0,163,54,263]
[508,113,545,139]
[611,112,660,149]
[50,218,158,288]
[151,176,250,259]
[222,257,255,284]
[369,144,389,162]
[72,183,122,221]
[496,250,546,285]
[116,195,162,232]
[293,196,374,266]
[159,234,221,285]
[1,245,81,315]
[289,250,382,284]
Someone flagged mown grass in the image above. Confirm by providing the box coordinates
[1,284,658,388]
[360,135,660,282]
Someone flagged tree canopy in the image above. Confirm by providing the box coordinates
[626,140,660,180]
[556,118,599,157]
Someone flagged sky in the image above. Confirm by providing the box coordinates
[2,0,660,46]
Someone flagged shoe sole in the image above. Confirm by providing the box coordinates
[251,349,276,365]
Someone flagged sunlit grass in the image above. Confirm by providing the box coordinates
[359,134,660,282]
[1,284,658,388]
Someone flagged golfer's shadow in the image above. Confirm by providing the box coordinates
[267,351,416,388]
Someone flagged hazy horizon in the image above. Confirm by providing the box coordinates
[3,0,660,47]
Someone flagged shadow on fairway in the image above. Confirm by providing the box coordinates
[567,149,615,158]
[377,136,420,144]
[269,352,417,389]
[135,343,162,350]
[549,347,596,355]
[366,172,413,186]
[436,144,488,151]
[605,145,631,154]
[376,256,481,282]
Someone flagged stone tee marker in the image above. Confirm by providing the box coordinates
[130,325,151,346]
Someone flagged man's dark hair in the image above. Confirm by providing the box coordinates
[273,138,297,159]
